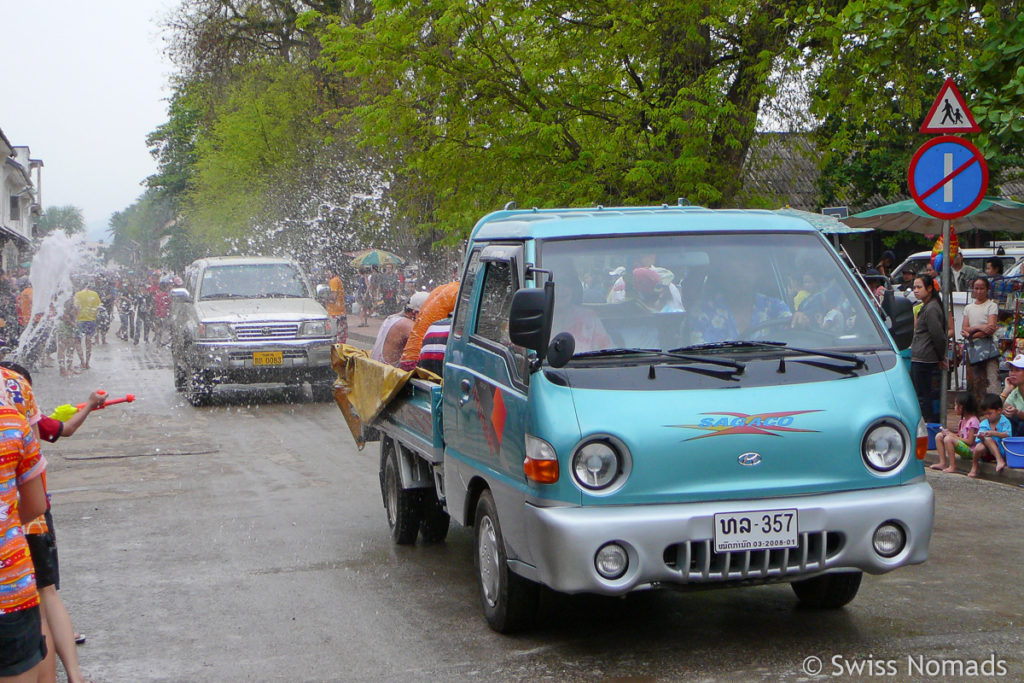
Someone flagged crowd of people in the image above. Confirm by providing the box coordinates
[900,250,1024,478]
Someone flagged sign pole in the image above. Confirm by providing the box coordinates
[940,219,951,425]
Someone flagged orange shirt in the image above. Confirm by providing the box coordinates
[0,407,44,614]
[17,287,32,326]
[325,276,346,317]
[400,281,459,368]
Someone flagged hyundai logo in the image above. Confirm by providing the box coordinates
[737,452,762,466]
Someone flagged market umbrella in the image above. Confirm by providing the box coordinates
[772,207,872,234]
[350,249,405,267]
[844,196,1024,233]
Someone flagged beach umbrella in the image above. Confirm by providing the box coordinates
[350,249,405,267]
[772,207,872,234]
[844,196,1024,233]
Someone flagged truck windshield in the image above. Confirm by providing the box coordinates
[199,263,309,300]
[539,232,889,355]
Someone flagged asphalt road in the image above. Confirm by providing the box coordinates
[28,333,1024,682]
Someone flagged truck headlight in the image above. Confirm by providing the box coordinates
[862,421,908,473]
[570,436,631,493]
[197,322,232,340]
[298,319,330,338]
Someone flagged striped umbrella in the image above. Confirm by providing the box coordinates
[350,249,405,267]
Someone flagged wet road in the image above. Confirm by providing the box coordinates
[30,334,1024,681]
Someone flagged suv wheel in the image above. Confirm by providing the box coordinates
[184,368,213,406]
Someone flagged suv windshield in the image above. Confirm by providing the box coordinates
[539,231,889,355]
[199,263,309,300]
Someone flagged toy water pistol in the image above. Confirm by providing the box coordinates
[48,391,135,421]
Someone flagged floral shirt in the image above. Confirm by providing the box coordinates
[0,407,44,614]
[691,293,792,344]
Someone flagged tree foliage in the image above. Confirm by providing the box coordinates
[36,205,85,237]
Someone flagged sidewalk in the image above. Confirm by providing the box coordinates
[345,313,384,350]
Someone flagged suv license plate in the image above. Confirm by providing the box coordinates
[253,351,283,366]
[713,509,798,552]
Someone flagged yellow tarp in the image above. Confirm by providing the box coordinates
[330,344,440,450]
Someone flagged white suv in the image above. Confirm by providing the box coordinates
[170,256,335,405]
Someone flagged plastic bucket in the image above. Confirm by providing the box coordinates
[926,423,943,450]
[1003,437,1024,468]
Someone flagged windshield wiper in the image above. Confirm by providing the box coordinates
[672,340,865,370]
[572,347,745,372]
[199,293,251,300]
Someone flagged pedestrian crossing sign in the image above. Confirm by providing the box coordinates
[920,77,980,134]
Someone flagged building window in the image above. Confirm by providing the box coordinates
[9,197,19,221]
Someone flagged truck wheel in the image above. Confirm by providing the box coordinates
[791,571,862,609]
[184,368,213,407]
[474,490,538,633]
[381,440,421,545]
[419,489,450,543]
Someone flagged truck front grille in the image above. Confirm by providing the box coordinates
[663,531,844,582]
[233,323,299,340]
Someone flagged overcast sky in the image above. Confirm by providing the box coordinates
[1,0,176,241]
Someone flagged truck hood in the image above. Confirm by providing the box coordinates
[561,368,919,505]
[194,298,327,323]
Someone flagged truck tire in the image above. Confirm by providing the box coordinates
[381,439,421,545]
[791,571,862,609]
[419,489,450,544]
[184,368,213,407]
[474,490,539,633]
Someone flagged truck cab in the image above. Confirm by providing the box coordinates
[361,206,933,633]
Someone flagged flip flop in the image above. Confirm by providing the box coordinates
[75,632,86,644]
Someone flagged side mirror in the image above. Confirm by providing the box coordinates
[546,332,575,368]
[315,284,333,302]
[508,281,554,361]
[170,287,190,302]
[881,290,914,350]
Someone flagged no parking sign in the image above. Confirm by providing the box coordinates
[907,135,988,219]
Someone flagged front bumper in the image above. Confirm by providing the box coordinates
[190,339,335,384]
[519,481,933,595]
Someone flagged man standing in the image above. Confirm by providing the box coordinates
[371,291,428,366]
[325,268,348,345]
[951,252,982,292]
[73,280,101,370]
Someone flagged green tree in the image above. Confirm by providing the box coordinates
[36,205,85,237]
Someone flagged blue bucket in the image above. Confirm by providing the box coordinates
[1002,437,1024,468]
[926,423,943,450]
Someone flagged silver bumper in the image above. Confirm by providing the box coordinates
[520,481,934,595]
[191,339,334,372]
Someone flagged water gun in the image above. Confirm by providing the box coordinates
[49,391,135,421]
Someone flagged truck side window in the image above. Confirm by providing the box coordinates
[474,261,529,379]
[451,249,482,339]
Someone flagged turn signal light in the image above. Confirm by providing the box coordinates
[524,457,559,484]
[916,436,928,460]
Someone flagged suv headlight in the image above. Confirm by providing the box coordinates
[298,319,330,338]
[570,436,631,494]
[197,322,232,340]
[862,421,908,473]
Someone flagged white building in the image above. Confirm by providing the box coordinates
[0,126,41,271]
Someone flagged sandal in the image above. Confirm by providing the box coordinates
[75,632,86,644]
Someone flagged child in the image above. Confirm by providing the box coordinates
[970,393,1011,478]
[932,392,979,474]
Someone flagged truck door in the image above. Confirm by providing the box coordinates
[443,246,531,511]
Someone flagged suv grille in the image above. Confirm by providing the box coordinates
[234,323,299,340]
[663,531,844,582]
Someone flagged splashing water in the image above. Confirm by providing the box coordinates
[15,232,89,366]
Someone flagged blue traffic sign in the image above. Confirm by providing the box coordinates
[907,135,988,220]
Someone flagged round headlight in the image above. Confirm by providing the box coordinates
[863,423,907,472]
[573,441,620,490]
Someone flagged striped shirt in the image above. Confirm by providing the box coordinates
[0,407,45,614]
[417,318,451,376]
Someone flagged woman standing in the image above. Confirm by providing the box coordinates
[962,276,999,402]
[911,274,948,423]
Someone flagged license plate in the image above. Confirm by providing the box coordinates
[713,508,798,552]
[253,351,283,366]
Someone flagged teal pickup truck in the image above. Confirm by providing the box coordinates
[355,205,934,633]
